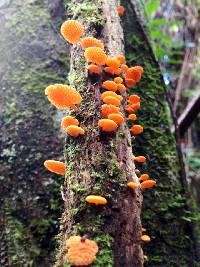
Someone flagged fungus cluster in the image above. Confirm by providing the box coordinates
[42,6,157,265]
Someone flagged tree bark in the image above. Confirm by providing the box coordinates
[55,1,143,267]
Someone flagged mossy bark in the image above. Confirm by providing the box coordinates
[0,0,68,266]
[123,1,195,266]
[55,1,143,267]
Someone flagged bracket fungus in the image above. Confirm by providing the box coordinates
[117,6,125,16]
[114,76,123,84]
[61,116,79,129]
[117,84,126,92]
[125,78,136,88]
[141,235,151,243]
[101,104,120,118]
[84,47,107,65]
[116,55,125,64]
[98,119,118,132]
[85,195,107,205]
[101,91,123,101]
[65,235,98,266]
[102,80,118,92]
[141,180,156,189]
[60,20,84,44]
[106,57,120,69]
[44,160,66,175]
[139,174,149,181]
[130,125,144,134]
[45,84,82,112]
[127,114,137,121]
[65,125,85,137]
[134,156,146,163]
[80,37,104,50]
[103,96,121,106]
[128,95,140,104]
[108,113,124,125]
[127,181,138,190]
[88,64,101,75]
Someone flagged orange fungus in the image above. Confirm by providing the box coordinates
[86,195,107,205]
[114,77,123,84]
[84,47,107,65]
[126,66,143,82]
[106,57,120,69]
[134,156,146,163]
[139,174,149,181]
[130,125,143,134]
[65,236,98,266]
[65,125,85,137]
[127,114,137,121]
[141,235,151,242]
[80,37,104,50]
[98,119,118,132]
[88,64,101,75]
[117,6,125,16]
[61,116,79,129]
[128,95,140,104]
[121,64,128,72]
[101,104,120,118]
[44,160,66,175]
[127,182,138,190]
[102,80,118,92]
[103,96,121,106]
[117,84,126,92]
[116,55,125,64]
[108,113,124,124]
[45,84,82,111]
[60,20,84,44]
[141,180,156,189]
[101,91,122,101]
[125,78,136,88]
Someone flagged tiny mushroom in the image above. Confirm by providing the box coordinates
[130,125,143,134]
[141,180,156,189]
[86,195,107,205]
[127,181,138,190]
[44,160,66,175]
[60,20,84,44]
[65,125,85,137]
[98,119,118,132]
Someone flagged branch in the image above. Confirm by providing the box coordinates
[177,91,200,137]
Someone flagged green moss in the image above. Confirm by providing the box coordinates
[124,2,194,266]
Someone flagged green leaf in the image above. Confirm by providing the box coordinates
[145,1,160,16]
[149,18,167,27]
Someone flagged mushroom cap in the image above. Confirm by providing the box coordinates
[139,174,149,181]
[101,91,123,101]
[127,181,138,190]
[106,57,120,69]
[117,84,126,92]
[130,125,143,134]
[98,119,118,132]
[128,95,140,104]
[101,104,120,118]
[45,84,82,109]
[61,116,79,129]
[117,6,125,16]
[125,78,136,88]
[80,37,104,50]
[126,67,142,82]
[134,156,146,163]
[84,47,107,65]
[141,180,156,189]
[116,55,125,64]
[88,64,101,75]
[121,64,129,72]
[65,125,85,137]
[127,114,137,121]
[114,77,123,84]
[44,160,66,175]
[65,236,98,266]
[60,20,84,44]
[108,113,124,124]
[103,96,121,106]
[141,235,151,242]
[86,195,107,205]
[102,80,118,92]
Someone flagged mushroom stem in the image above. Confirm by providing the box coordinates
[71,104,80,112]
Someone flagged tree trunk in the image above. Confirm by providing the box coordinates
[0,0,67,266]
[124,1,195,266]
[55,0,143,267]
